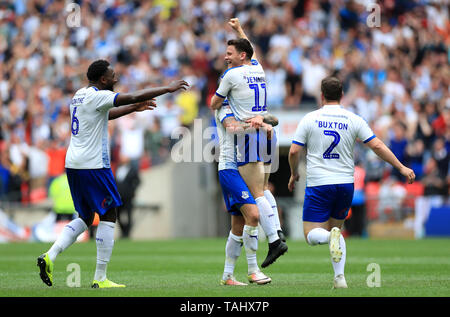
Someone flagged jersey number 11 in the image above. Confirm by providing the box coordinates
[249,83,267,112]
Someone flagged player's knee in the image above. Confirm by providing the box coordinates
[100,208,117,223]
[81,214,94,227]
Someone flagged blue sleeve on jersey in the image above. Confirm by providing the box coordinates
[113,93,119,106]
[292,140,305,146]
[215,92,226,98]
[363,135,376,143]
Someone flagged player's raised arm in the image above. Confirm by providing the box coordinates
[365,137,416,184]
[114,80,189,107]
[228,18,257,60]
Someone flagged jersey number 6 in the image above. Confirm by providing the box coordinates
[71,106,79,136]
[323,130,340,159]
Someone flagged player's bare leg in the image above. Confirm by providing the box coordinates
[239,162,288,268]
[303,219,347,288]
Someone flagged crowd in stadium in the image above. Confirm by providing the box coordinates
[0,0,448,208]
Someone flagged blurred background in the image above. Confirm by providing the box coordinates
[0,0,448,243]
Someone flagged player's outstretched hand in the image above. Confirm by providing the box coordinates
[134,99,157,112]
[228,18,241,31]
[400,166,416,184]
[288,173,300,192]
[167,80,189,93]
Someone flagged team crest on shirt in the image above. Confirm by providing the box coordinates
[241,191,249,199]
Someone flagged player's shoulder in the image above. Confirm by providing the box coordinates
[220,65,245,79]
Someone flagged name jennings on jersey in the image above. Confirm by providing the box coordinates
[215,59,268,122]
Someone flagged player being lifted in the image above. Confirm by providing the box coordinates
[211,18,288,269]
[37,60,188,288]
[216,100,276,285]
[288,76,415,288]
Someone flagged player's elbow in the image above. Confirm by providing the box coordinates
[367,137,384,152]
[289,144,302,157]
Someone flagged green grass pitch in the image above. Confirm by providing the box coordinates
[0,238,449,297]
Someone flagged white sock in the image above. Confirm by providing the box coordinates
[243,225,259,274]
[332,235,346,277]
[47,218,88,262]
[223,231,243,280]
[264,190,281,231]
[306,228,330,246]
[255,196,278,243]
[94,221,115,282]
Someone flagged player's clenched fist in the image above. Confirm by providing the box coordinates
[400,166,416,184]
[288,173,300,192]
[228,18,241,31]
[167,80,189,93]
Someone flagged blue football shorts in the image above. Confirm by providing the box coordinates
[302,183,354,223]
[235,129,276,166]
[218,169,256,216]
[66,168,123,220]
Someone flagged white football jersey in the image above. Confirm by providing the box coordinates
[215,103,238,171]
[215,59,267,121]
[65,86,119,169]
[293,104,375,187]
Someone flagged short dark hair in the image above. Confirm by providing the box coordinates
[227,38,253,60]
[321,76,343,101]
[87,59,110,82]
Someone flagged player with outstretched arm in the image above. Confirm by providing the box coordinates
[288,76,415,288]
[37,60,188,288]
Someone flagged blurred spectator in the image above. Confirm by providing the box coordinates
[345,162,366,236]
[115,155,141,238]
[0,0,447,214]
[422,157,447,196]
[389,121,408,181]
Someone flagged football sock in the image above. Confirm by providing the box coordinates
[94,221,115,282]
[263,190,282,231]
[306,228,330,246]
[243,225,259,274]
[332,235,346,277]
[223,231,243,280]
[47,218,88,262]
[255,196,279,243]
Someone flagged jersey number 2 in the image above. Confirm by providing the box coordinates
[249,83,267,112]
[323,130,340,159]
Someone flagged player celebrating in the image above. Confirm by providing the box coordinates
[216,101,275,285]
[288,76,415,288]
[37,59,188,288]
[211,18,287,269]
